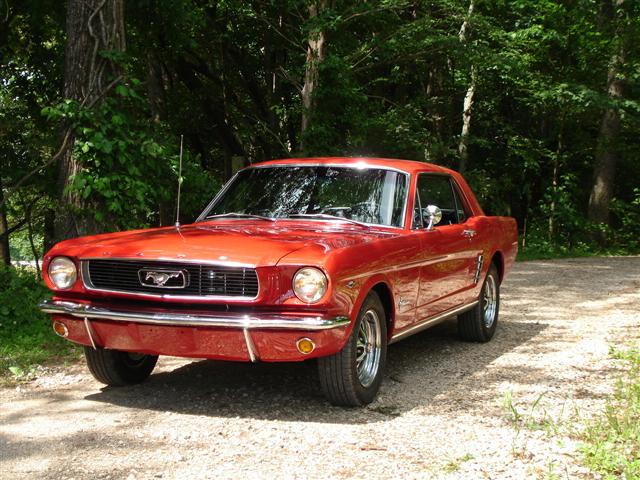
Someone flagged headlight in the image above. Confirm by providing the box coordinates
[48,257,77,289]
[293,267,328,303]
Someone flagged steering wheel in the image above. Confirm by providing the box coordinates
[349,202,379,224]
[319,206,352,217]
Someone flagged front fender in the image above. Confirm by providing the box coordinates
[333,273,394,349]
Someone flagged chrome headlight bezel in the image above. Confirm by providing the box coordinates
[292,267,328,303]
[48,256,77,290]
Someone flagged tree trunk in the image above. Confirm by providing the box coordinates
[54,0,125,242]
[26,205,40,275]
[174,57,246,180]
[147,51,168,124]
[43,208,56,254]
[146,51,172,226]
[0,176,10,266]
[548,122,563,242]
[458,67,475,173]
[300,1,328,148]
[588,0,625,229]
[457,0,475,173]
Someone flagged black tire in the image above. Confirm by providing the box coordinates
[458,263,500,342]
[84,346,158,386]
[318,291,387,406]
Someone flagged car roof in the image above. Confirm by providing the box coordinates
[249,157,453,175]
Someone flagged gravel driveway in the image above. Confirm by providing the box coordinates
[2,257,639,479]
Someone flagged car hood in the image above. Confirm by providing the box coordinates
[49,220,398,267]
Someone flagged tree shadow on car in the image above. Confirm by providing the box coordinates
[84,318,547,424]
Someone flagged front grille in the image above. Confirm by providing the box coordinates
[83,259,259,298]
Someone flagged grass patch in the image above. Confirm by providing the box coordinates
[0,266,80,383]
[517,248,595,262]
[580,346,640,479]
[502,346,640,477]
[516,245,638,262]
[443,453,474,473]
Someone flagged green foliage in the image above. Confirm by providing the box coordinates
[2,0,640,264]
[9,228,43,262]
[581,346,640,479]
[611,188,640,251]
[41,82,218,229]
[0,266,79,381]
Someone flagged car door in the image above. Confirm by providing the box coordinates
[450,177,485,301]
[413,174,479,320]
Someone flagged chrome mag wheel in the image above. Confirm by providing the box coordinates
[458,264,499,343]
[356,309,382,388]
[483,273,498,328]
[318,291,387,406]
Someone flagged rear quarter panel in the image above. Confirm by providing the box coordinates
[449,169,517,282]
[466,215,518,284]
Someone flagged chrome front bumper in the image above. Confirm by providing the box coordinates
[39,299,350,330]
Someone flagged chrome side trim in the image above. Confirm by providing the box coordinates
[196,170,242,222]
[40,300,350,331]
[250,162,412,175]
[389,301,478,344]
[243,328,258,362]
[474,254,484,284]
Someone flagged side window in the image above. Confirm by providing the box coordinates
[451,181,469,223]
[414,174,459,227]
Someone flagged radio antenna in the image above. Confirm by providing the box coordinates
[175,135,184,230]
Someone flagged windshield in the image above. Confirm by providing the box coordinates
[200,165,408,227]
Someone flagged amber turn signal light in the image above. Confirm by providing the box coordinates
[53,321,69,338]
[296,337,316,355]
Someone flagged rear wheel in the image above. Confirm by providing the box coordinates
[84,346,158,386]
[318,291,387,406]
[458,263,500,342]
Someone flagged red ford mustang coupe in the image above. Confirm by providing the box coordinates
[40,157,517,406]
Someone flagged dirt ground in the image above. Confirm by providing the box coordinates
[2,257,639,480]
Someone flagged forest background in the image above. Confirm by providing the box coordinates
[1,0,639,271]
[2,5,639,468]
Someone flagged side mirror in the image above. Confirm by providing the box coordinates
[423,205,442,230]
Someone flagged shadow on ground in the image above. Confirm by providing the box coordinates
[83,317,547,424]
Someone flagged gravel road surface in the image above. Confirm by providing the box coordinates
[2,257,639,479]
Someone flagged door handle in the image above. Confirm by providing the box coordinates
[462,229,476,238]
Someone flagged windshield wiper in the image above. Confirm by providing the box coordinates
[206,212,276,222]
[285,213,371,229]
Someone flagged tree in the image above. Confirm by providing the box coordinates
[2,0,640,260]
[457,0,476,173]
[54,0,125,241]
[587,0,626,230]
[301,0,329,148]
[0,177,9,265]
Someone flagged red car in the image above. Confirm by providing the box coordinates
[40,157,517,406]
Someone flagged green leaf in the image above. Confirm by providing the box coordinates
[111,114,125,125]
[115,85,129,97]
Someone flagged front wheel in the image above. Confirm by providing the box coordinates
[84,346,158,386]
[458,263,500,342]
[318,291,387,406]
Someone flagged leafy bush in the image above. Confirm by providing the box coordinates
[611,188,640,252]
[0,266,79,380]
[42,80,218,231]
